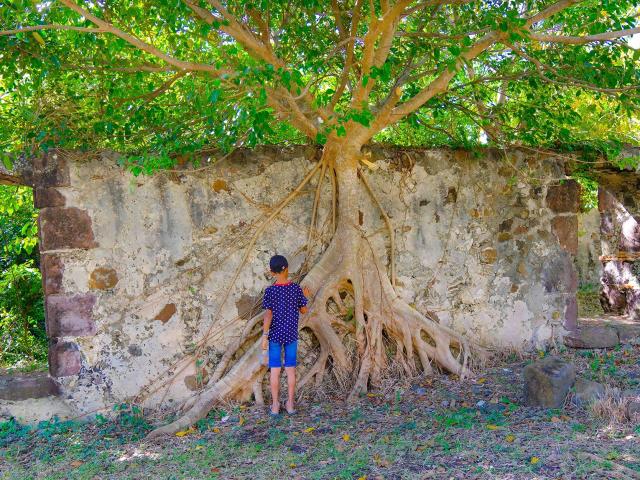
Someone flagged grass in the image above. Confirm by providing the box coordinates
[1,341,639,479]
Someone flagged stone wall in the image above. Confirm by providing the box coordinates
[598,169,640,319]
[577,209,602,287]
[0,146,580,422]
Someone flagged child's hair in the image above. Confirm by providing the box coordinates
[269,255,288,273]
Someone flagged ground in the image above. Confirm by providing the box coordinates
[1,338,639,480]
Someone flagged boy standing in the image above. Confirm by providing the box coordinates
[262,255,310,415]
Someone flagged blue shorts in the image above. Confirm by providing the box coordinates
[268,341,297,368]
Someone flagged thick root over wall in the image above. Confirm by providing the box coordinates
[148,149,473,438]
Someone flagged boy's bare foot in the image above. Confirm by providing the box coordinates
[270,402,280,415]
[285,401,295,414]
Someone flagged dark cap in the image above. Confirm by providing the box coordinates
[269,255,288,273]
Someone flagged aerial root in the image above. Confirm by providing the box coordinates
[147,229,475,438]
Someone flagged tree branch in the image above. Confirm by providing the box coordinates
[525,0,585,27]
[529,27,640,44]
[0,25,105,35]
[56,0,226,75]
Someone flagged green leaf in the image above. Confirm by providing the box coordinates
[1,154,13,171]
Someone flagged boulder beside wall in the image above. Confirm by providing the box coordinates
[523,356,576,408]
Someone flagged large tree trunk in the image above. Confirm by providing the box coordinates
[147,142,472,438]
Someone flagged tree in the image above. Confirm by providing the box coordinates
[1,0,639,436]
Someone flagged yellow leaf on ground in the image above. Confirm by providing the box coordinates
[357,476,367,480]
[175,427,196,437]
[239,416,245,426]
[290,463,297,468]
[304,427,316,433]
[70,460,83,468]
[212,427,220,433]
[194,445,204,450]
[505,434,515,443]
[342,434,350,442]
[530,456,540,465]
[477,377,487,384]
[486,424,499,430]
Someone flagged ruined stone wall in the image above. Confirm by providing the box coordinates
[598,169,640,320]
[577,209,602,287]
[0,146,580,422]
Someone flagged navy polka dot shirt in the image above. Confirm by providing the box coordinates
[262,282,308,345]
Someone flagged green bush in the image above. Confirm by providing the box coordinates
[0,261,47,371]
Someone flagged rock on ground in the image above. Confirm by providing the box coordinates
[523,356,576,408]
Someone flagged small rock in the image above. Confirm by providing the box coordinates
[564,326,619,349]
[523,356,576,408]
[628,402,640,418]
[622,389,640,400]
[476,400,487,409]
[572,377,605,407]
[412,387,427,395]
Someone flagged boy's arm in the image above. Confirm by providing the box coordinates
[299,286,311,314]
[262,309,272,350]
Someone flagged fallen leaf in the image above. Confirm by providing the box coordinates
[238,416,245,426]
[304,427,316,433]
[530,456,540,465]
[550,416,561,423]
[477,377,487,384]
[70,460,83,468]
[212,427,220,433]
[560,415,571,421]
[175,426,196,437]
[194,445,204,450]
[486,424,500,430]
[290,463,297,468]
[505,434,515,443]
[211,467,220,473]
[357,476,367,480]
[342,433,350,442]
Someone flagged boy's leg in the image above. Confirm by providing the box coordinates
[284,367,296,411]
[270,367,281,413]
[268,341,282,413]
[284,341,298,412]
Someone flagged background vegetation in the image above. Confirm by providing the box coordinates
[0,185,47,372]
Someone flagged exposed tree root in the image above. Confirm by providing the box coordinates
[147,149,475,438]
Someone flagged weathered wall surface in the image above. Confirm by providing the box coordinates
[598,169,640,319]
[1,146,580,421]
[577,209,602,286]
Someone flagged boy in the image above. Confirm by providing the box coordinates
[261,255,310,415]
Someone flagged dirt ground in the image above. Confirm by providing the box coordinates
[1,340,639,480]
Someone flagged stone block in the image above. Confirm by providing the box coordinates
[546,180,579,213]
[0,372,60,401]
[88,267,118,290]
[572,377,605,407]
[46,294,96,337]
[41,254,64,295]
[564,297,578,332]
[523,356,576,408]
[31,152,70,188]
[154,303,177,323]
[480,247,497,264]
[600,283,627,314]
[49,341,82,377]
[39,207,98,250]
[34,187,66,208]
[564,325,619,349]
[551,215,578,255]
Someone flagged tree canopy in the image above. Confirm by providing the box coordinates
[1,0,639,172]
